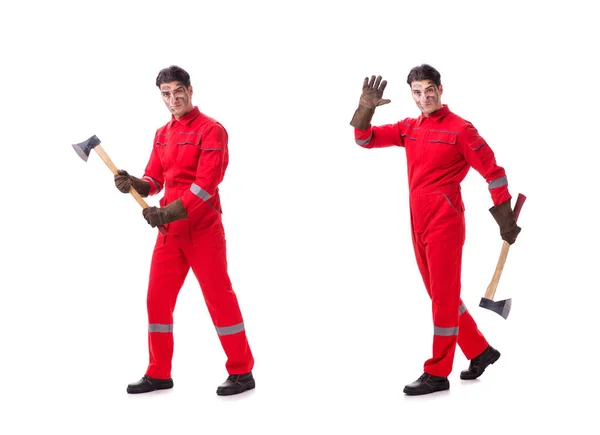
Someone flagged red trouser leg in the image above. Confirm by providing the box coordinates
[146,235,190,379]
[413,234,461,377]
[457,305,488,360]
[184,222,254,375]
[411,199,488,376]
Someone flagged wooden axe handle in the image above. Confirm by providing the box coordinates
[483,193,526,300]
[93,144,168,235]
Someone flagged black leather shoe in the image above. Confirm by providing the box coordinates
[403,373,449,396]
[216,372,255,396]
[460,345,500,380]
[127,375,174,394]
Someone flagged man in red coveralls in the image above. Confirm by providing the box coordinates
[350,64,521,395]
[114,65,255,395]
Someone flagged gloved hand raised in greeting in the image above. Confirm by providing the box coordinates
[489,200,521,245]
[350,75,391,130]
[142,199,188,228]
[114,170,151,197]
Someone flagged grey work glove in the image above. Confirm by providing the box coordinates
[142,199,188,228]
[114,170,151,197]
[489,200,521,245]
[350,75,391,130]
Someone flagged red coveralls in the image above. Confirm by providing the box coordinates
[141,106,254,379]
[354,105,511,377]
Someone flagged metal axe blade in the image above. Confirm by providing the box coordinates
[479,296,512,319]
[72,135,101,162]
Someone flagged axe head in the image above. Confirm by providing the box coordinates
[72,135,101,162]
[479,297,512,319]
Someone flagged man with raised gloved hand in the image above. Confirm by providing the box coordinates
[114,65,255,396]
[350,64,520,396]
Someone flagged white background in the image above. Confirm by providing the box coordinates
[1,0,598,434]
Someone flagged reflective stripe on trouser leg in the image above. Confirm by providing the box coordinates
[146,235,190,379]
[215,322,245,336]
[149,323,173,332]
[186,221,254,375]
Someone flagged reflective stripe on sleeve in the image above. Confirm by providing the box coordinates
[488,176,508,190]
[459,303,467,315]
[190,183,212,201]
[215,322,245,336]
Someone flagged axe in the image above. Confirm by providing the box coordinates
[72,135,168,235]
[479,193,526,319]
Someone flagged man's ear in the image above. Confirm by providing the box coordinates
[188,85,193,97]
[438,84,443,95]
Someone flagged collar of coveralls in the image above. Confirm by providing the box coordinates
[169,106,202,126]
[417,104,450,125]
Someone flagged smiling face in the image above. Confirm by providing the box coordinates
[160,81,194,119]
[410,79,443,116]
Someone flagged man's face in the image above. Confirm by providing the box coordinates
[160,81,194,119]
[411,80,443,116]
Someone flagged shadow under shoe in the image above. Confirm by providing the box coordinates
[216,372,256,396]
[127,375,174,394]
[403,373,449,396]
[460,345,501,380]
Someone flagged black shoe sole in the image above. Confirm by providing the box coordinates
[460,350,501,380]
[127,383,174,394]
[216,380,256,396]
[403,381,450,396]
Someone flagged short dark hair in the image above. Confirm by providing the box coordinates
[156,65,191,88]
[406,64,441,87]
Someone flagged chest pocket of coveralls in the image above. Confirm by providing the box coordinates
[175,132,202,170]
[427,129,460,168]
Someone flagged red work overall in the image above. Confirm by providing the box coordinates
[354,105,511,376]
[141,107,254,379]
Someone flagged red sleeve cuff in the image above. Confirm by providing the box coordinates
[490,186,511,206]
